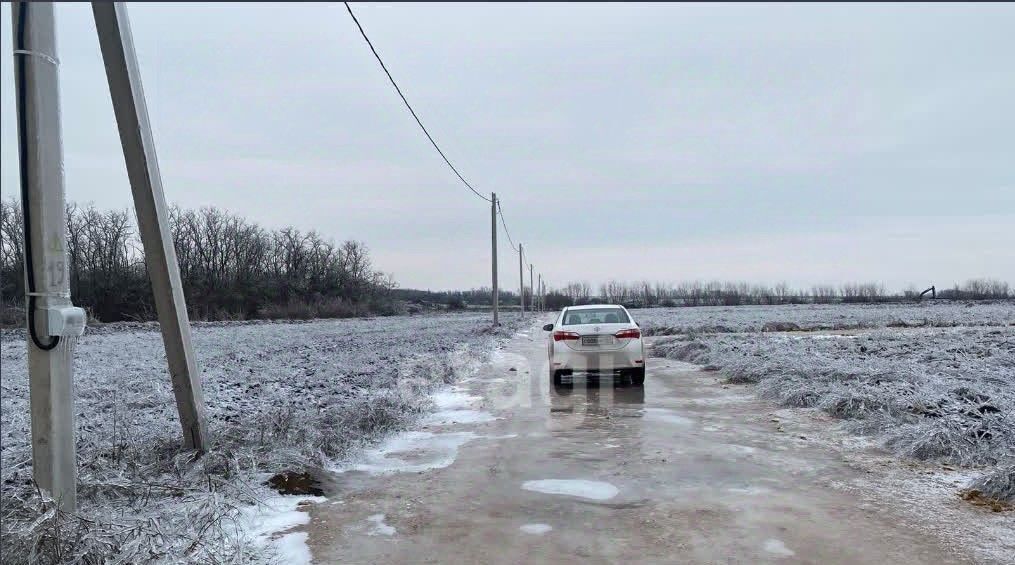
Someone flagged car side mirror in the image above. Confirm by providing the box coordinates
[542,323,554,331]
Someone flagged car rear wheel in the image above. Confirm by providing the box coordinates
[552,369,565,386]
[630,367,645,386]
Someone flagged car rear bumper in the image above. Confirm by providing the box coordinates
[551,341,644,372]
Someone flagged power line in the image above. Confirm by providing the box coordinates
[344,2,491,203]
[497,201,517,252]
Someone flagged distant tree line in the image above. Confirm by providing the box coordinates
[548,279,1011,308]
[1,199,398,324]
[392,288,522,311]
[389,277,1011,312]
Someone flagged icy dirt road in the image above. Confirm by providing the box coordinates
[304,318,1012,564]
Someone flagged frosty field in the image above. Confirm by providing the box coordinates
[635,300,1015,335]
[644,301,1015,503]
[0,313,515,563]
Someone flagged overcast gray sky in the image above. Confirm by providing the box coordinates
[2,3,1012,291]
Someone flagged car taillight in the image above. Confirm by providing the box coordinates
[553,330,580,342]
[615,328,641,339]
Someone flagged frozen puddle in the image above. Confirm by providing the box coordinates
[644,408,694,427]
[366,514,396,536]
[664,360,704,372]
[336,430,476,475]
[522,479,619,501]
[423,388,497,426]
[237,494,325,565]
[763,538,795,557]
[520,523,553,535]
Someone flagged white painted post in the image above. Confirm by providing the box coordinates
[518,243,525,316]
[13,1,78,512]
[491,193,498,326]
[92,2,207,451]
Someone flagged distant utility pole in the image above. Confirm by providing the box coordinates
[14,1,87,513]
[537,273,542,312]
[93,2,207,451]
[490,193,498,326]
[518,243,525,315]
[529,264,534,314]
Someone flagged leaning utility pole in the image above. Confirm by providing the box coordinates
[93,2,207,450]
[518,243,525,315]
[13,1,87,513]
[490,193,498,326]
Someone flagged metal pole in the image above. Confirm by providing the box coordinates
[13,1,80,512]
[491,193,498,326]
[92,2,207,451]
[518,243,524,316]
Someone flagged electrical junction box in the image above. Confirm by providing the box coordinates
[45,306,87,337]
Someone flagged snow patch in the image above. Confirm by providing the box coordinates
[366,514,396,536]
[273,532,313,564]
[763,538,795,557]
[423,388,497,425]
[237,495,324,565]
[336,431,476,475]
[520,523,553,535]
[522,479,619,501]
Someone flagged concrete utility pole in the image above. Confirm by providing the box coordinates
[490,193,498,326]
[537,274,542,312]
[93,2,207,451]
[518,243,525,315]
[14,1,86,513]
[529,264,534,313]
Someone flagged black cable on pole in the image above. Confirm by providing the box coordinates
[344,2,491,203]
[15,2,59,351]
[497,201,517,252]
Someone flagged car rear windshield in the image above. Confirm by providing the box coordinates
[562,308,630,325]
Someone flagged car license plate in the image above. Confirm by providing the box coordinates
[582,335,610,346]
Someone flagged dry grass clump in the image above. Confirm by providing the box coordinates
[650,319,1015,502]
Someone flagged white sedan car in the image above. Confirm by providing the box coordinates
[543,304,646,386]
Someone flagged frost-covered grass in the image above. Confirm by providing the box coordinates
[0,313,515,563]
[635,301,1015,335]
[648,302,1015,503]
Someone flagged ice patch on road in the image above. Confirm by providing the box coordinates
[727,486,772,496]
[366,514,396,536]
[660,360,704,371]
[336,431,476,475]
[522,479,619,501]
[273,532,313,564]
[425,409,496,424]
[423,388,497,425]
[237,494,324,565]
[644,408,693,426]
[763,538,795,557]
[723,444,758,456]
[520,523,553,535]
